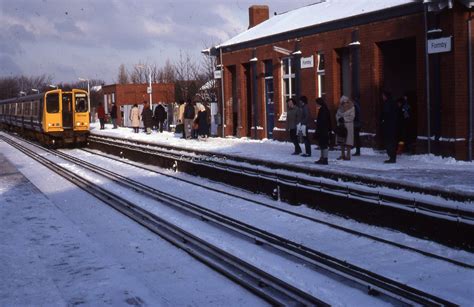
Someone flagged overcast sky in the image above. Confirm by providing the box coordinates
[0,0,316,84]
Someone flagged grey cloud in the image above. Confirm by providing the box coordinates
[0,55,22,76]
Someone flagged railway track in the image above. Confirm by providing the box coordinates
[0,133,327,306]
[1,133,460,306]
[81,147,474,270]
[87,134,474,250]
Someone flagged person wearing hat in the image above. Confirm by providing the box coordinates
[110,102,118,129]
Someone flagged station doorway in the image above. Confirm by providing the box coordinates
[229,65,238,136]
[379,37,417,100]
[243,63,253,137]
[378,37,418,147]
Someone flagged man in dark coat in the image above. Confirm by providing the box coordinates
[154,104,167,133]
[315,97,331,165]
[110,103,118,129]
[381,91,398,163]
[141,101,153,134]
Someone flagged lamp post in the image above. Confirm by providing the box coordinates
[48,84,58,89]
[136,64,153,110]
[78,78,91,113]
[19,91,26,96]
[31,89,39,94]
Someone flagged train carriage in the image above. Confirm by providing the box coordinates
[0,89,90,146]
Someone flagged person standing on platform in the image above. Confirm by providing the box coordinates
[183,99,196,139]
[130,103,140,133]
[335,96,355,160]
[197,103,209,138]
[314,97,331,165]
[286,98,302,155]
[110,103,118,129]
[154,103,167,133]
[141,101,153,135]
[381,91,399,163]
[97,102,105,130]
[299,96,312,157]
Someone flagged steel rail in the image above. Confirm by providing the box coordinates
[81,147,474,270]
[0,134,328,306]
[4,135,454,306]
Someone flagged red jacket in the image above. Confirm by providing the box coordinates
[97,105,106,119]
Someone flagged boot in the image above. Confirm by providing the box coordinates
[353,148,361,156]
[344,147,351,160]
[315,157,328,165]
[337,146,346,160]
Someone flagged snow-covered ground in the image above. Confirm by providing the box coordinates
[91,123,474,197]
[1,133,473,305]
[0,151,266,306]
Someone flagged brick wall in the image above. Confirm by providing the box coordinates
[219,5,474,159]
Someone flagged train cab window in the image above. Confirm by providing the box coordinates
[75,93,88,112]
[46,93,60,113]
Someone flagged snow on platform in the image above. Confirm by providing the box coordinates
[90,123,474,201]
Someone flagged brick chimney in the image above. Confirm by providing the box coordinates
[248,5,269,29]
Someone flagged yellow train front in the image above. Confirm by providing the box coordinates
[0,89,90,146]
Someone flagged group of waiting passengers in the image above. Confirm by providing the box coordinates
[287,91,411,165]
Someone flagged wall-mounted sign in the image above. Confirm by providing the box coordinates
[146,86,152,94]
[214,69,222,79]
[428,36,452,54]
[301,55,314,69]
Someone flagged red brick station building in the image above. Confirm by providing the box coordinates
[208,0,474,160]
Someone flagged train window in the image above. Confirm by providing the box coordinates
[12,103,17,115]
[62,93,72,112]
[75,93,88,112]
[32,100,39,117]
[24,102,31,116]
[18,103,23,116]
[46,93,60,113]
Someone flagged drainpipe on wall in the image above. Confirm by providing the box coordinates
[424,3,432,154]
[468,14,473,161]
[250,50,258,139]
[219,47,226,138]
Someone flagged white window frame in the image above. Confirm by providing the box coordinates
[317,52,326,98]
[280,57,296,121]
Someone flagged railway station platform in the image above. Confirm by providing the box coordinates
[89,123,474,204]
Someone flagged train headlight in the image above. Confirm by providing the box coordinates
[76,122,80,126]
[48,123,52,127]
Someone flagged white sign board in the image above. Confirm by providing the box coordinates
[147,86,152,94]
[214,69,222,79]
[428,37,452,54]
[301,55,314,69]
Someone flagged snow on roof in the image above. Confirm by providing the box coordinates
[199,80,216,91]
[91,85,102,92]
[218,0,419,48]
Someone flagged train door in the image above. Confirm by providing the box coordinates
[72,89,90,131]
[43,90,62,132]
[62,92,73,129]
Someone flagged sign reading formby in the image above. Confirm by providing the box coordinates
[428,36,452,54]
[300,55,314,69]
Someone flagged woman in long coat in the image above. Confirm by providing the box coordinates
[196,103,209,137]
[130,104,140,133]
[336,96,355,160]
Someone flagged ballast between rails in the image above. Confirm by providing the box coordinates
[0,134,328,307]
[88,135,474,227]
[2,134,458,306]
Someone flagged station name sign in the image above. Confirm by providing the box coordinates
[428,36,452,54]
[300,55,314,69]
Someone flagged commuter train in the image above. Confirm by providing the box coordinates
[0,89,90,146]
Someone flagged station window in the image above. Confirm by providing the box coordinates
[281,57,296,119]
[317,52,326,98]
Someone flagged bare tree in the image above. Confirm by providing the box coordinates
[174,50,205,102]
[117,64,129,84]
[0,74,53,99]
[130,62,147,84]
